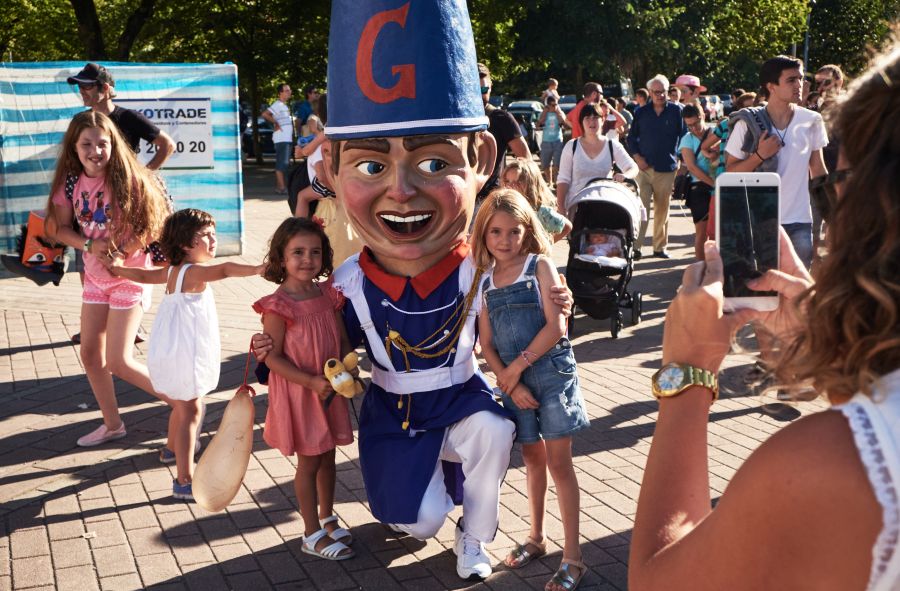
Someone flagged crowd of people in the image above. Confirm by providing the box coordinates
[21,1,900,583]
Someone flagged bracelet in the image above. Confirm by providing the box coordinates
[83,239,93,254]
[521,350,537,367]
[755,150,765,161]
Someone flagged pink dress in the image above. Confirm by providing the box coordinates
[252,278,354,456]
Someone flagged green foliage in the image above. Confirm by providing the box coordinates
[808,0,900,75]
[2,0,895,102]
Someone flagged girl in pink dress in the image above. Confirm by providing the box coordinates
[253,218,355,561]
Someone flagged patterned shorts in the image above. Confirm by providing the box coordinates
[83,273,151,310]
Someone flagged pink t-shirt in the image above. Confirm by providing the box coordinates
[52,173,151,281]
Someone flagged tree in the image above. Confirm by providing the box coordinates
[807,0,900,75]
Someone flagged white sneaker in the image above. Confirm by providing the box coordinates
[454,521,492,580]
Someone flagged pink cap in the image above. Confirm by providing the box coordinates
[674,74,707,93]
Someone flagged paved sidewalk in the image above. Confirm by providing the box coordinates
[0,162,825,591]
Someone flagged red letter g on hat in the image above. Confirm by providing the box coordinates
[356,2,416,104]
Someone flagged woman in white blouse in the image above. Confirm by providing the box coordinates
[629,40,900,591]
[555,101,638,215]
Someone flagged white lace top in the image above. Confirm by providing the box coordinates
[837,369,900,591]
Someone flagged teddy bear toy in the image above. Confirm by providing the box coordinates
[323,351,364,399]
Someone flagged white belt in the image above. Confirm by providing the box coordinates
[370,356,478,394]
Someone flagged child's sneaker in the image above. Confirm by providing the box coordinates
[158,437,204,464]
[172,480,194,501]
[76,422,126,447]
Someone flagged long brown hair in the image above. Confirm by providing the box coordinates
[776,39,900,402]
[45,110,169,251]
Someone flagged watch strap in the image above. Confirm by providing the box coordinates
[689,365,719,401]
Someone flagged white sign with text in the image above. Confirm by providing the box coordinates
[118,98,214,169]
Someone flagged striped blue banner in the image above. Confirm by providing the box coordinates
[0,61,244,256]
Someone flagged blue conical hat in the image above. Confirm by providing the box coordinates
[326,0,488,140]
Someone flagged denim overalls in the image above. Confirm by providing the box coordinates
[483,254,589,443]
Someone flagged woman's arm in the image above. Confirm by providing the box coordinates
[628,243,879,590]
[494,257,566,393]
[262,313,333,398]
[681,146,715,186]
[556,140,575,214]
[612,139,640,179]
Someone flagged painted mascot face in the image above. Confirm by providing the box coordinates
[326,132,495,276]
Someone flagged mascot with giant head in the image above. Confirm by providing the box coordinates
[323,0,513,580]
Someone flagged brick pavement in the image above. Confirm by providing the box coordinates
[0,162,826,590]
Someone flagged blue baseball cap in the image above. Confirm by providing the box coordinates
[326,0,488,140]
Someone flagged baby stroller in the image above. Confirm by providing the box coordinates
[564,179,643,338]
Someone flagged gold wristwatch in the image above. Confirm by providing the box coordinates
[651,363,718,401]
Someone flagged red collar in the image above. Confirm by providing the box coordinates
[358,242,470,301]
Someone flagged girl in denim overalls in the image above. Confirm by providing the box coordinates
[472,190,589,591]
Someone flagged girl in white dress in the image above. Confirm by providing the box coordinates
[108,209,262,500]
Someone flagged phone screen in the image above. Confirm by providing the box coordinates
[718,184,779,298]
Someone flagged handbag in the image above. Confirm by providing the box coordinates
[673,129,709,201]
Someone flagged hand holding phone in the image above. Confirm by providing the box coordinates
[715,172,781,312]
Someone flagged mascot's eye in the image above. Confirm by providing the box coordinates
[27,253,47,263]
[355,161,385,176]
[417,159,448,173]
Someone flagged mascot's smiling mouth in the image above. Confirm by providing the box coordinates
[378,212,433,235]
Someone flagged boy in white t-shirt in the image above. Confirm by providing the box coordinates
[725,55,828,268]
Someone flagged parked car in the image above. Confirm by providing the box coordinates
[507,100,544,154]
[241,117,276,158]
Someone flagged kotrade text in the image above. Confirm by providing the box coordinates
[139,108,208,119]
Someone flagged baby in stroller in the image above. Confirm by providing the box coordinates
[582,231,623,258]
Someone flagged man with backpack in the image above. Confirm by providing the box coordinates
[724,55,828,269]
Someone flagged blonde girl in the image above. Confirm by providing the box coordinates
[502,157,572,241]
[473,189,589,591]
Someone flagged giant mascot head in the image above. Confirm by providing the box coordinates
[323,0,497,277]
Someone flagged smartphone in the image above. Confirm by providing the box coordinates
[715,172,780,312]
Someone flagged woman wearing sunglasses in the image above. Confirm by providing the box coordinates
[629,39,900,590]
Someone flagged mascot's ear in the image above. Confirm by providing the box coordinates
[321,140,336,188]
[473,131,497,193]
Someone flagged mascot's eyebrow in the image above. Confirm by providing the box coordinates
[342,138,391,153]
[402,135,457,151]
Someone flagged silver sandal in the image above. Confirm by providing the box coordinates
[301,527,354,561]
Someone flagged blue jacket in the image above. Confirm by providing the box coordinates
[627,102,685,172]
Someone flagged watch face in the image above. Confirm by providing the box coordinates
[658,366,685,392]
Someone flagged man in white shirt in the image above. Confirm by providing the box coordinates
[725,55,828,268]
[262,83,294,194]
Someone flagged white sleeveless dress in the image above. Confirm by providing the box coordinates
[837,368,900,590]
[147,264,220,400]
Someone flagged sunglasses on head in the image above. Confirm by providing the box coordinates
[809,168,851,223]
